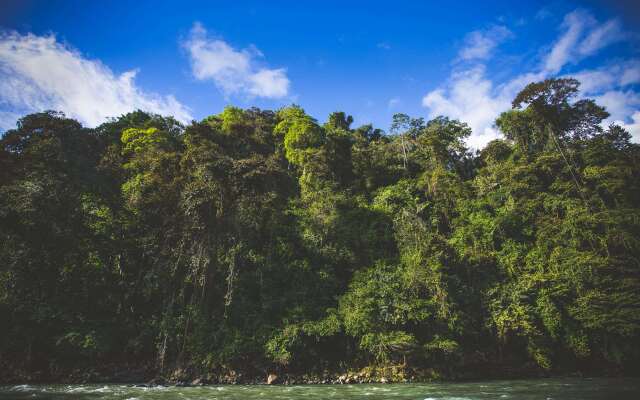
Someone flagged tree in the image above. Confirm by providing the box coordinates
[1,78,639,383]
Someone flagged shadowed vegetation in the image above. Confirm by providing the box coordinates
[1,79,639,382]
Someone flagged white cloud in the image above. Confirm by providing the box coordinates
[571,69,618,94]
[388,97,401,109]
[544,11,624,74]
[458,25,512,61]
[578,19,624,56]
[422,67,550,148]
[594,90,640,123]
[184,23,290,99]
[620,61,640,86]
[569,62,640,132]
[544,10,593,73]
[247,68,289,98]
[422,9,639,149]
[570,61,640,94]
[616,111,640,142]
[422,66,509,149]
[0,31,192,130]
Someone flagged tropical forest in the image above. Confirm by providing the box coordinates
[0,78,639,385]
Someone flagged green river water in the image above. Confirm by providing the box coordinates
[1,378,639,400]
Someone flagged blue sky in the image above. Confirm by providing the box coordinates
[1,0,639,147]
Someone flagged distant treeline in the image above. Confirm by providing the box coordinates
[1,78,639,382]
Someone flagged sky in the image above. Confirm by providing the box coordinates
[1,0,639,148]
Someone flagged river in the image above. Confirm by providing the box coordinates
[1,378,639,399]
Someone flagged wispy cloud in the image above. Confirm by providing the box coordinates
[569,60,640,94]
[458,25,512,61]
[578,18,624,56]
[0,31,192,130]
[422,9,639,148]
[544,10,624,73]
[388,97,401,110]
[184,23,290,99]
[543,10,593,73]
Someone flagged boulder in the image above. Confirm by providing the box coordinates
[267,373,278,385]
[191,377,206,386]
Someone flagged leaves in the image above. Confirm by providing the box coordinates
[1,77,639,378]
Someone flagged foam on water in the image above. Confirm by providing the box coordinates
[9,385,34,392]
[0,378,638,400]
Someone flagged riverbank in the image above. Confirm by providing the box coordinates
[1,361,628,386]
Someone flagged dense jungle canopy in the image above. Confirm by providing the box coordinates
[1,78,639,382]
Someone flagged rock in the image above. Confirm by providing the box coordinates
[380,377,388,384]
[175,381,190,387]
[146,376,166,386]
[267,373,278,385]
[191,377,206,386]
[170,368,188,381]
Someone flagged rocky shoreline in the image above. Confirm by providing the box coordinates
[1,362,601,386]
[1,367,422,386]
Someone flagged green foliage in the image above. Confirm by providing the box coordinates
[1,77,639,380]
[121,127,166,153]
[276,105,324,166]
